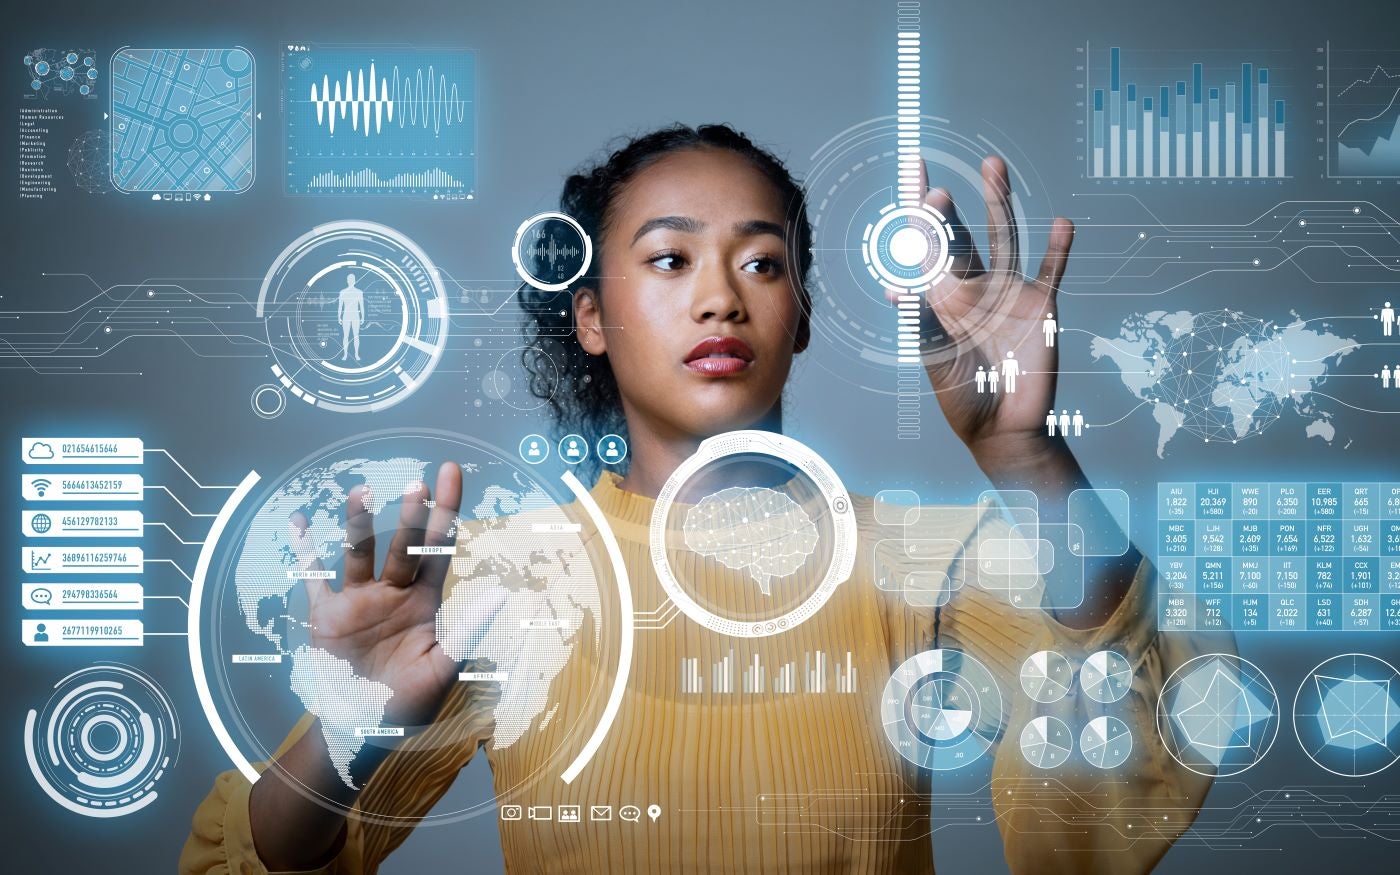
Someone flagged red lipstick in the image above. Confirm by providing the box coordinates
[683,336,754,377]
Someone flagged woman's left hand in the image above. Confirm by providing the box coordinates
[911,156,1074,470]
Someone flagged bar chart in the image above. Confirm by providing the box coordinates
[680,651,859,695]
[1083,44,1289,180]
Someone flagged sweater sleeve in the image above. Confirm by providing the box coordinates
[937,512,1228,875]
[179,680,496,875]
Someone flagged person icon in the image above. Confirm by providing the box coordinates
[1043,312,1057,347]
[975,365,987,394]
[987,365,1000,394]
[603,440,620,460]
[34,623,49,643]
[1045,408,1058,437]
[1383,366,1392,389]
[1382,301,1396,337]
[527,440,542,457]
[336,272,366,362]
[1059,409,1071,437]
[1002,351,1020,393]
[565,438,582,458]
[1072,409,1085,437]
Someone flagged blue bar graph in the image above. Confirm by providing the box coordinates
[1087,46,1287,179]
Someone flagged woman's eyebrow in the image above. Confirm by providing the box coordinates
[631,215,704,244]
[734,219,786,240]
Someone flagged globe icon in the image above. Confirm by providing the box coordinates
[31,513,52,534]
[1144,309,1292,444]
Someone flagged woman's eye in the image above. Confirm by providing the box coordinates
[648,252,686,271]
[742,257,783,276]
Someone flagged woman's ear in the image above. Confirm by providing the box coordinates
[574,287,607,356]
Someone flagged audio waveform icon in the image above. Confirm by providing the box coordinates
[529,235,582,269]
[310,62,469,137]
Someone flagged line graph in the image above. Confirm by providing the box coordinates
[1325,43,1400,178]
[283,45,476,197]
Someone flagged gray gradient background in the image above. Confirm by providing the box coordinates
[3,0,1399,871]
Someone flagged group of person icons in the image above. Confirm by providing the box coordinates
[1378,365,1400,389]
[1380,301,1396,337]
[519,433,628,466]
[976,352,1021,394]
[1046,408,1086,438]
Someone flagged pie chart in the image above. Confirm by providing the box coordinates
[1020,650,1073,703]
[1080,715,1133,769]
[880,649,1003,771]
[1081,650,1133,704]
[1020,715,1074,769]
[910,681,975,741]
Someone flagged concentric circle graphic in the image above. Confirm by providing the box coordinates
[649,430,856,638]
[25,663,179,817]
[512,212,592,292]
[257,221,449,413]
[799,116,1052,394]
[880,648,1003,770]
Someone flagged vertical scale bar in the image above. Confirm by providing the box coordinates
[1274,100,1286,177]
[1126,84,1138,177]
[1208,88,1220,177]
[1257,68,1269,178]
[1143,96,1155,177]
[895,3,923,440]
[1192,63,1204,177]
[1109,47,1122,177]
[1093,90,1105,177]
[1225,83,1237,177]
[1159,86,1170,177]
[1241,63,1254,177]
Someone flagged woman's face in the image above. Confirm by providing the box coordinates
[575,147,807,443]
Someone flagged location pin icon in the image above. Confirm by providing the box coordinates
[647,804,661,823]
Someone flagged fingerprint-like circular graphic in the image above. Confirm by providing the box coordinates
[25,663,179,817]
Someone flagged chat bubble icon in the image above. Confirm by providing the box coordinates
[619,805,641,822]
[30,587,52,605]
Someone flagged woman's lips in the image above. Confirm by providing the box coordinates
[684,336,754,377]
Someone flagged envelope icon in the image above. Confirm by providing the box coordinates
[590,805,612,821]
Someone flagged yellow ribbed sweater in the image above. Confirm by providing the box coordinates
[181,472,1212,875]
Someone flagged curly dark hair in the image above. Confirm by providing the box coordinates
[517,123,814,477]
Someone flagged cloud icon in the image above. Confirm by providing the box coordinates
[27,441,54,460]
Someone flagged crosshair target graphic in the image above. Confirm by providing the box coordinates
[25,663,180,817]
[862,202,954,291]
[257,220,449,413]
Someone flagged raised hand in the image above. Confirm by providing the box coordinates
[297,462,499,730]
[915,156,1074,458]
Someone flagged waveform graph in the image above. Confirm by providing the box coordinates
[283,45,476,197]
[1325,43,1400,179]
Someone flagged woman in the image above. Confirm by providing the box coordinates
[182,125,1213,874]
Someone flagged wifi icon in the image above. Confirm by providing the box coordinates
[32,478,52,498]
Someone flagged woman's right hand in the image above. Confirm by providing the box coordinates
[298,462,500,731]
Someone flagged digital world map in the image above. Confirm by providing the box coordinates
[1090,309,1359,456]
[232,456,599,788]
